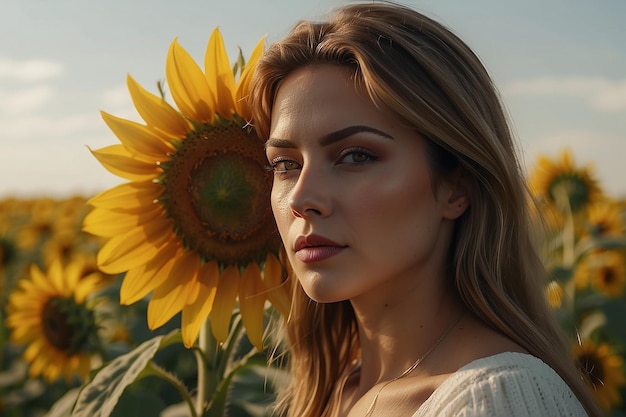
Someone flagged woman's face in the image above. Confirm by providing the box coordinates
[266,65,463,304]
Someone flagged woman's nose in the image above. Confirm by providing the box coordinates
[288,167,332,218]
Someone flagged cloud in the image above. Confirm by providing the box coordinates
[0,84,54,114]
[0,58,64,82]
[503,76,626,112]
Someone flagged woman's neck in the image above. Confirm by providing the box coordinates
[350,276,464,395]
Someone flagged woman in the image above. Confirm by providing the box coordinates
[249,3,602,416]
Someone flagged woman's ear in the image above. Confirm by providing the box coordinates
[441,172,471,220]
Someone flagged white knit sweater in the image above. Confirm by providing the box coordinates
[413,352,588,416]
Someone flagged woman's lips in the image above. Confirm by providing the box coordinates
[294,234,346,263]
[295,245,345,263]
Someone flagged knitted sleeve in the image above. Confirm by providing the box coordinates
[413,352,588,417]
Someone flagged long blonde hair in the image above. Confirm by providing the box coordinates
[249,3,602,416]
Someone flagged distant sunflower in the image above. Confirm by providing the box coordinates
[529,149,602,214]
[574,251,626,297]
[585,199,624,237]
[5,258,105,383]
[83,29,289,349]
[573,339,626,412]
[590,251,626,297]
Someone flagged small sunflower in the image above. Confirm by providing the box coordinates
[574,251,626,297]
[5,258,106,383]
[585,199,624,237]
[529,149,602,214]
[573,339,626,412]
[83,29,289,349]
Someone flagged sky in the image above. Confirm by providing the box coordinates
[1,0,625,198]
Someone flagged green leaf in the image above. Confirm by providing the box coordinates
[71,330,182,417]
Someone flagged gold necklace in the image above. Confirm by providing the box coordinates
[363,313,464,417]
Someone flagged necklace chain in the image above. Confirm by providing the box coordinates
[363,313,464,417]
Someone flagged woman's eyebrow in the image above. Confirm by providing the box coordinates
[318,125,393,146]
[266,125,393,149]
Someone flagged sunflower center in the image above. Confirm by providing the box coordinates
[190,152,258,237]
[160,120,280,265]
[600,267,616,285]
[549,175,590,212]
[42,297,99,354]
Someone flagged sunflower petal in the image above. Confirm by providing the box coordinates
[166,38,214,122]
[235,35,265,119]
[86,182,162,210]
[127,74,190,138]
[29,263,56,294]
[97,220,171,274]
[74,274,105,303]
[147,251,200,329]
[262,252,291,318]
[239,262,266,350]
[205,28,236,118]
[181,261,219,348]
[101,111,174,158]
[90,145,160,181]
[210,265,240,343]
[119,242,179,305]
[82,204,163,237]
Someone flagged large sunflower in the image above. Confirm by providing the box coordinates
[5,258,105,383]
[529,149,602,214]
[573,339,626,412]
[83,29,289,349]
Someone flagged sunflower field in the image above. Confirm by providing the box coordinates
[1,151,625,417]
[1,31,625,417]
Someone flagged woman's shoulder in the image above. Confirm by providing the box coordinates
[414,352,589,417]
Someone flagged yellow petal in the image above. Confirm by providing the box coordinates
[181,260,219,348]
[101,111,174,158]
[82,204,163,237]
[127,74,190,138]
[86,182,161,210]
[147,251,200,329]
[97,220,171,274]
[10,323,39,343]
[74,273,104,303]
[29,264,56,295]
[166,38,214,122]
[90,145,160,182]
[235,35,265,119]
[262,252,291,318]
[210,265,240,343]
[238,262,266,350]
[119,241,179,304]
[205,28,236,118]
[23,337,43,362]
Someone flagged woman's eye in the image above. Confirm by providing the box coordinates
[271,159,301,173]
[339,149,376,165]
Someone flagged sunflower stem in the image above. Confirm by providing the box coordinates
[555,186,577,310]
[217,312,245,379]
[146,361,198,417]
[195,319,217,415]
